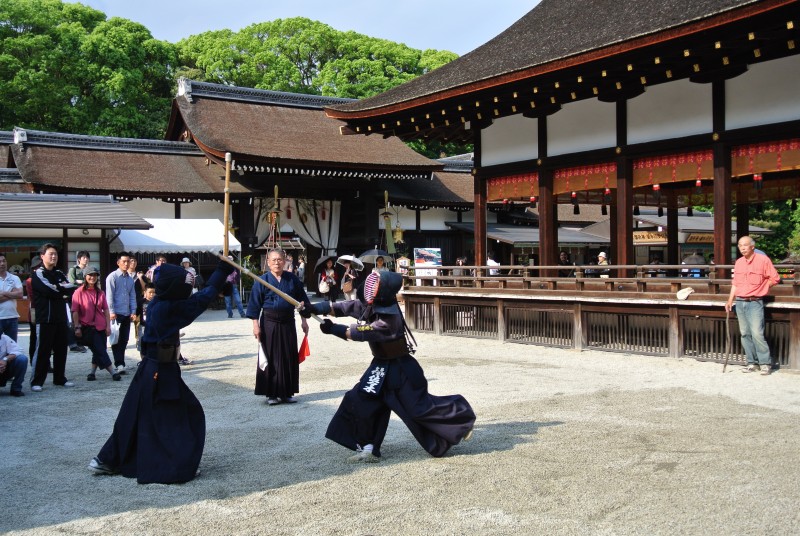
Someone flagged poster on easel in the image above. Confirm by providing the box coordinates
[413,248,442,286]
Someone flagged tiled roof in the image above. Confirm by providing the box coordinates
[170,80,439,175]
[328,0,766,113]
[9,128,254,197]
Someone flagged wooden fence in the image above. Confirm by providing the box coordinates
[401,263,800,371]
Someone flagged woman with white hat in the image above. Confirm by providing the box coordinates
[597,252,610,278]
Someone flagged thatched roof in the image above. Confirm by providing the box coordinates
[9,129,254,198]
[168,80,438,176]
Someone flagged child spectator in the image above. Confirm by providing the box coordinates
[138,283,156,359]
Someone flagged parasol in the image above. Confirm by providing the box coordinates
[336,254,365,271]
[358,249,393,266]
[314,255,336,273]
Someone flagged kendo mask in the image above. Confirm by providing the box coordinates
[153,263,195,300]
[363,270,402,314]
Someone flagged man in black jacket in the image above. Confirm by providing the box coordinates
[30,243,77,392]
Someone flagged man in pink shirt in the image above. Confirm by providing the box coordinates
[725,236,780,375]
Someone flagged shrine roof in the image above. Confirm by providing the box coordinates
[169,80,439,173]
[327,0,768,115]
[8,128,253,197]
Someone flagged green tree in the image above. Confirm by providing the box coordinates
[0,0,176,138]
[81,17,176,138]
[177,17,459,100]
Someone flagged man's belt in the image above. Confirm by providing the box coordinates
[735,297,763,302]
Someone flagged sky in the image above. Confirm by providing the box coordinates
[76,0,541,56]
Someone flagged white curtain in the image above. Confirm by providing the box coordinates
[254,197,340,255]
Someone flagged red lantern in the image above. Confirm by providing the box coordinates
[695,179,702,194]
[753,173,763,191]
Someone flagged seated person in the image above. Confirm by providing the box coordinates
[0,333,28,397]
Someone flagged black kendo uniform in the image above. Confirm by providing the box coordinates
[317,271,475,459]
[90,260,233,484]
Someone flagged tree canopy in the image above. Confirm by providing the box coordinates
[0,1,464,153]
[0,0,176,138]
[175,18,458,99]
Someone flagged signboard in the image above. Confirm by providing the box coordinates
[414,247,442,286]
[686,233,715,244]
[633,231,667,244]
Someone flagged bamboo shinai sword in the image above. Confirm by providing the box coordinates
[217,254,323,323]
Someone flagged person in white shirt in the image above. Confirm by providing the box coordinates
[0,253,23,341]
[487,252,500,276]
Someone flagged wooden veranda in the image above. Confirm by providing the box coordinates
[400,263,800,371]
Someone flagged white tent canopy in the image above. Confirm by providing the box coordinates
[110,218,241,254]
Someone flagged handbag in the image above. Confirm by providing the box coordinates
[108,319,120,346]
[318,280,330,294]
[342,280,353,293]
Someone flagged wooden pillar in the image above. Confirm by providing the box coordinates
[473,134,486,268]
[573,303,585,350]
[615,157,634,276]
[538,168,556,274]
[537,116,556,273]
[713,142,732,277]
[497,299,505,342]
[614,101,633,276]
[789,311,800,371]
[667,190,680,276]
[174,201,181,219]
[736,204,750,241]
[668,305,681,358]
[712,81,732,277]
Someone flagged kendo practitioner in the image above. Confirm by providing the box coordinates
[88,259,233,483]
[310,270,475,462]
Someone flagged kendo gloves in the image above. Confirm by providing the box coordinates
[320,319,348,340]
[299,301,331,318]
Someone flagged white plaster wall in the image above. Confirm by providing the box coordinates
[628,79,712,144]
[726,55,800,130]
[121,198,224,220]
[480,114,538,166]
[548,98,616,155]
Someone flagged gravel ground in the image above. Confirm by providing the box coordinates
[2,307,800,535]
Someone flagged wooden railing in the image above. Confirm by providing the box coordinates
[400,263,800,371]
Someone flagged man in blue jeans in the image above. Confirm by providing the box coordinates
[0,333,27,396]
[725,236,780,375]
[224,256,246,318]
[105,252,138,374]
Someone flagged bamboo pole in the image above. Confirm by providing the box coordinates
[223,152,232,256]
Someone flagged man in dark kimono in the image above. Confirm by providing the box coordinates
[246,248,314,405]
[88,259,233,483]
[314,270,475,462]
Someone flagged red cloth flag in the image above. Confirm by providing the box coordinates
[298,335,310,363]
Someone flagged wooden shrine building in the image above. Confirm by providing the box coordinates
[325,0,800,273]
